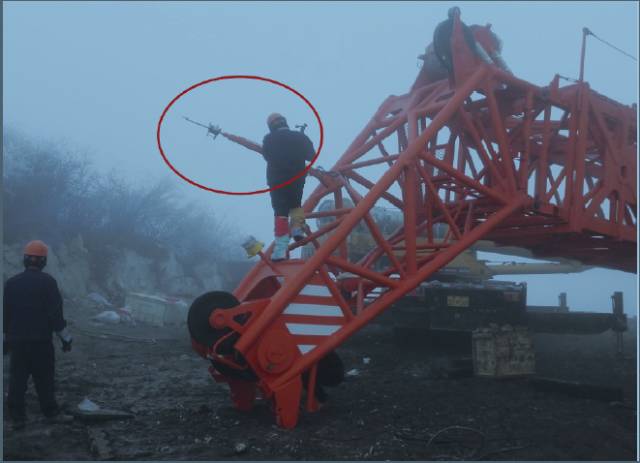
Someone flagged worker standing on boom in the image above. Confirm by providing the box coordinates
[219,113,316,261]
[3,240,73,429]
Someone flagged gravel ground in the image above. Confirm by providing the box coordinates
[3,300,637,461]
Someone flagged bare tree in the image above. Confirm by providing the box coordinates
[3,128,242,284]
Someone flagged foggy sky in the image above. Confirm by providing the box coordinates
[3,1,638,313]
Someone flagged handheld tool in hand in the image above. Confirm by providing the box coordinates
[183,116,222,139]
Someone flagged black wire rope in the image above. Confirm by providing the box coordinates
[585,28,637,62]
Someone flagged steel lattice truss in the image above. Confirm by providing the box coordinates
[192,19,637,428]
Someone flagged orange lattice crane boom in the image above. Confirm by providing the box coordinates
[187,9,636,428]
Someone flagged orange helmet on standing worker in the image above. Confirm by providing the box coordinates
[23,240,48,270]
[24,240,48,257]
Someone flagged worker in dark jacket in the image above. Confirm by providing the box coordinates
[433,6,505,82]
[433,7,478,75]
[3,240,73,428]
[417,21,511,87]
[220,113,316,261]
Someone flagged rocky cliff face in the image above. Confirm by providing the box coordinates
[3,236,230,303]
[3,236,90,299]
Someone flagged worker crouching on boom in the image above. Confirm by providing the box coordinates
[221,113,316,261]
[417,7,512,85]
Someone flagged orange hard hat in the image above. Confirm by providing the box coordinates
[267,112,286,127]
[24,240,48,257]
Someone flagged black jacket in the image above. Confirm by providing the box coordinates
[433,18,478,71]
[262,128,315,187]
[3,269,66,342]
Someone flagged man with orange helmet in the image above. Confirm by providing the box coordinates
[3,240,72,429]
[219,113,316,261]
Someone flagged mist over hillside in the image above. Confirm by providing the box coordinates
[2,128,246,303]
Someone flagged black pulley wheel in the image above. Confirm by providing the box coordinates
[188,291,240,348]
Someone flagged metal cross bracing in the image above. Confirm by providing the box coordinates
[190,16,637,428]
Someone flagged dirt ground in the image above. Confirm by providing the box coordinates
[3,299,637,461]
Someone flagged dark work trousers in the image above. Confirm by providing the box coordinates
[7,341,59,419]
[270,178,305,217]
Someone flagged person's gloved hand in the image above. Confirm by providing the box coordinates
[61,338,72,352]
[56,328,73,353]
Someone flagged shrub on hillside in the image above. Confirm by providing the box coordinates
[2,128,240,278]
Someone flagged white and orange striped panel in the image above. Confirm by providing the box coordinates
[280,283,346,355]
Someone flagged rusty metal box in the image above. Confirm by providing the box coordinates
[472,325,535,377]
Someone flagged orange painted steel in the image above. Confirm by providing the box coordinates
[192,15,637,427]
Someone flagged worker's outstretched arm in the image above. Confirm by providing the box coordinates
[221,132,264,155]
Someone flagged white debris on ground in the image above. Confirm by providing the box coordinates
[78,397,101,412]
[115,307,136,325]
[234,442,248,454]
[88,292,113,308]
[93,311,121,324]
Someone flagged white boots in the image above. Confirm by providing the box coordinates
[271,210,306,261]
[271,235,290,261]
[272,216,290,261]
